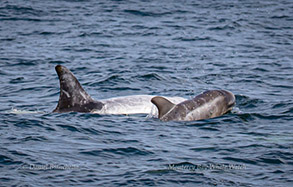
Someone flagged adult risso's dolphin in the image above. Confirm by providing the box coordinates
[151,90,235,121]
[53,65,186,116]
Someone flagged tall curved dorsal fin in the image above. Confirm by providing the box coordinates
[151,96,175,118]
[53,65,103,113]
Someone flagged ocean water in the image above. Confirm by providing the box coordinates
[0,0,293,186]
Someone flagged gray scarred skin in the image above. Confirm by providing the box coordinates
[53,65,186,116]
[151,90,235,121]
[53,65,103,113]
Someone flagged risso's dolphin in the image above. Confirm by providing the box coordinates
[53,65,186,116]
[151,90,235,121]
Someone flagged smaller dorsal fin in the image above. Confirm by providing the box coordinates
[151,96,175,118]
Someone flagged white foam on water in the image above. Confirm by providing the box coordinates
[6,108,45,114]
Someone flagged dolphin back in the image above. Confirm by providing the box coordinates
[153,90,235,121]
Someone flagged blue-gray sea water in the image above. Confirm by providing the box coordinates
[0,0,293,186]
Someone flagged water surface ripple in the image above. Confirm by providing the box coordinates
[0,0,292,186]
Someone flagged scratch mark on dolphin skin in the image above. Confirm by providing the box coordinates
[62,90,70,98]
[80,91,87,100]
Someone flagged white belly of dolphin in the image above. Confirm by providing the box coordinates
[95,95,186,116]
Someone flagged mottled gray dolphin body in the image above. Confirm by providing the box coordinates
[53,65,186,115]
[53,65,103,113]
[151,90,235,121]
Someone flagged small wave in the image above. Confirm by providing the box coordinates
[252,67,270,72]
[20,136,48,142]
[198,126,220,131]
[235,95,264,108]
[257,157,286,165]
[95,75,127,85]
[144,169,171,174]
[0,4,44,15]
[173,36,218,42]
[56,124,80,132]
[0,37,15,41]
[0,154,23,165]
[0,17,42,21]
[80,127,103,135]
[79,150,103,157]
[235,112,291,121]
[124,9,171,17]
[252,113,290,120]
[282,107,293,114]
[80,147,153,157]
[9,77,25,84]
[48,60,70,65]
[4,58,43,66]
[222,156,257,165]
[190,146,217,152]
[136,73,165,81]
[78,31,113,38]
[208,23,240,31]
[270,15,291,20]
[102,147,154,156]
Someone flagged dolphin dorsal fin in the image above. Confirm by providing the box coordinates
[53,65,102,113]
[151,96,175,118]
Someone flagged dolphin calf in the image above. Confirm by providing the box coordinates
[53,65,186,116]
[151,90,235,121]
